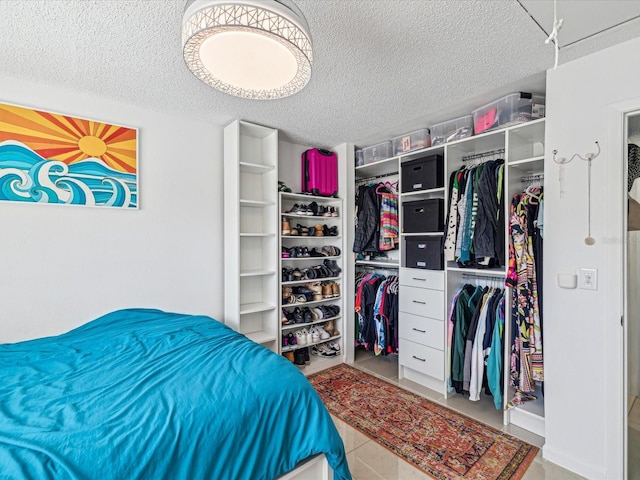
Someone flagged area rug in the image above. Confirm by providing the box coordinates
[308,363,538,480]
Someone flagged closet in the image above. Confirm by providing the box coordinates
[350,118,546,436]
[353,159,401,365]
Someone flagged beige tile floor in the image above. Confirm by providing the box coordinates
[331,350,586,480]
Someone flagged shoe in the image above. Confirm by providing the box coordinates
[328,226,338,236]
[278,181,292,193]
[314,224,323,237]
[297,224,310,236]
[316,325,330,340]
[282,217,291,235]
[284,351,295,362]
[281,247,290,258]
[296,330,308,345]
[287,332,297,347]
[323,259,341,276]
[322,283,333,299]
[308,202,318,216]
[331,282,340,298]
[327,341,341,352]
[303,347,310,365]
[330,206,339,217]
[293,307,304,323]
[293,348,306,368]
[310,327,320,343]
[311,307,323,321]
[323,320,334,335]
[303,307,313,323]
[307,282,322,301]
[282,333,289,347]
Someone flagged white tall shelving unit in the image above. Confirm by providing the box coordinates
[279,192,345,373]
[350,118,546,437]
[224,120,279,352]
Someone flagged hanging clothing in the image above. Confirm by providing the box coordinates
[505,190,543,404]
[379,192,399,251]
[355,273,398,355]
[353,185,380,253]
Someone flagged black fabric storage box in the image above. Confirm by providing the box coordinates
[402,199,444,233]
[401,154,444,193]
[405,236,443,270]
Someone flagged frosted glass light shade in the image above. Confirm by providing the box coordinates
[182,0,313,100]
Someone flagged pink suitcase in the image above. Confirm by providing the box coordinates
[301,148,338,197]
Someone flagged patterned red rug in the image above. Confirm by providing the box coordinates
[308,363,538,480]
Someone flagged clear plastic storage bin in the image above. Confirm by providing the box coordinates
[391,128,430,155]
[472,92,545,135]
[355,149,364,167]
[362,141,393,164]
[429,115,473,146]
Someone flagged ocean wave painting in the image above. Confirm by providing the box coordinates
[0,141,137,207]
[0,102,137,208]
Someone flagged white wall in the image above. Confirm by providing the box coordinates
[0,75,224,343]
[544,36,640,479]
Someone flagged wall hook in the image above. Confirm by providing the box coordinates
[553,141,600,165]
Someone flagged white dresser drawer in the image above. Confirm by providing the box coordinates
[399,286,444,320]
[399,340,444,380]
[399,312,444,350]
[399,268,444,290]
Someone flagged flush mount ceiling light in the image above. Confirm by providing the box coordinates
[182,0,313,100]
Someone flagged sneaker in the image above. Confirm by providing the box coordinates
[316,325,330,340]
[296,330,308,345]
[283,351,295,362]
[310,327,320,343]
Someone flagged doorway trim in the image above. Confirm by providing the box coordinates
[605,98,640,479]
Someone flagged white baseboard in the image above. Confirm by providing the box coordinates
[542,445,606,479]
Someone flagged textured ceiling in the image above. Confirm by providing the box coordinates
[0,0,639,148]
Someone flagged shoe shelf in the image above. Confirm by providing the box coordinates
[239,199,276,207]
[280,192,341,202]
[240,232,276,237]
[239,302,276,315]
[282,255,341,261]
[239,161,275,174]
[240,269,276,277]
[281,213,340,219]
[281,334,343,353]
[282,296,342,308]
[281,315,342,332]
[281,235,342,240]
[246,331,278,345]
[282,276,341,286]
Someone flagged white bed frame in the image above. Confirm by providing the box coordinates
[277,454,333,480]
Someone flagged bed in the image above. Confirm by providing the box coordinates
[0,308,351,480]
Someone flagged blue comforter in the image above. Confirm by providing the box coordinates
[0,309,351,480]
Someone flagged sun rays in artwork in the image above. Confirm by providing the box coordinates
[0,103,136,173]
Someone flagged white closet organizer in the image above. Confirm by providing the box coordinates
[279,192,344,372]
[224,120,279,352]
[355,118,546,437]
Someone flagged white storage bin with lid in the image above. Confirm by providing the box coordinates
[355,149,364,166]
[391,128,430,155]
[362,141,392,164]
[429,115,473,146]
[472,92,545,135]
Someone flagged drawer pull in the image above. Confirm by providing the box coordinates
[412,328,426,333]
[412,355,426,362]
[412,277,426,281]
[412,300,426,304]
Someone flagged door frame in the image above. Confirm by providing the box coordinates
[605,99,640,479]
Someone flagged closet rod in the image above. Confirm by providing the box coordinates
[462,272,506,282]
[521,173,544,183]
[462,148,505,162]
[355,172,398,185]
